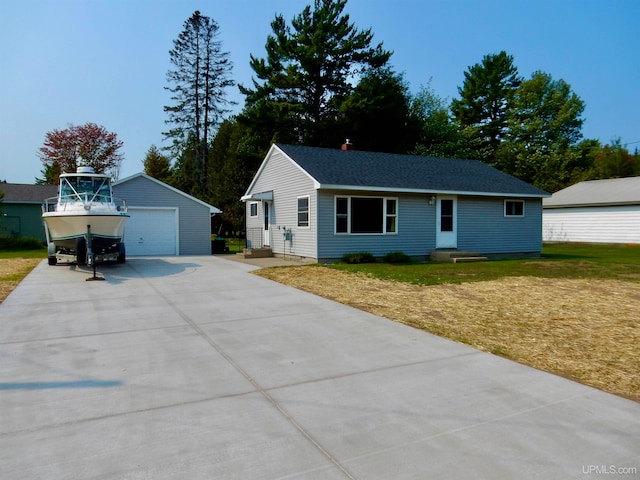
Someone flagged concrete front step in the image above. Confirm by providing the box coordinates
[430,250,488,263]
[451,256,489,263]
[242,248,273,259]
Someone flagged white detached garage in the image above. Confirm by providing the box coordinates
[543,176,640,244]
[113,174,221,256]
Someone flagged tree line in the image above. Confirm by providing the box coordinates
[38,0,639,234]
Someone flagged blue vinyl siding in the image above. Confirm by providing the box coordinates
[316,193,542,260]
[457,197,543,253]
[114,176,212,255]
[244,146,545,261]
[317,190,435,261]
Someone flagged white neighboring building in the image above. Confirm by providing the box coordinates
[543,176,640,244]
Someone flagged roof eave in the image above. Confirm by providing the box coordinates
[544,201,640,209]
[316,184,550,198]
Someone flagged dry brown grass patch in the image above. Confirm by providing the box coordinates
[0,258,42,303]
[256,266,639,401]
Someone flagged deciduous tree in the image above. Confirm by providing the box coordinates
[37,122,124,184]
[588,138,640,179]
[410,81,473,158]
[495,71,585,190]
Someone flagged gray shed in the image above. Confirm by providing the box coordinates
[113,173,220,256]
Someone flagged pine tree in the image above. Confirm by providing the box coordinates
[451,51,521,162]
[239,0,391,148]
[142,145,171,182]
[164,11,234,196]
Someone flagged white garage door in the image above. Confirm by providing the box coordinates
[124,207,178,255]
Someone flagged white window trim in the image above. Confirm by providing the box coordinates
[297,195,311,229]
[504,199,525,217]
[249,202,258,217]
[334,195,398,235]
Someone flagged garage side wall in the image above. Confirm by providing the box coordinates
[114,177,212,255]
[543,205,640,243]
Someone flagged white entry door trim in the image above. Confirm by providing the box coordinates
[263,201,272,247]
[436,196,457,249]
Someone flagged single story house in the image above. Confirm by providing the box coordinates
[0,183,57,242]
[543,176,640,244]
[242,143,550,262]
[113,173,221,256]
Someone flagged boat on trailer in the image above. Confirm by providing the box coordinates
[42,166,129,265]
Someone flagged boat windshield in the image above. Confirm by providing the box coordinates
[60,176,112,203]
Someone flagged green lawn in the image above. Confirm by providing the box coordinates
[331,243,640,285]
[0,248,47,259]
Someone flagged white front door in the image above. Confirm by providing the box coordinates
[263,201,271,247]
[436,196,457,249]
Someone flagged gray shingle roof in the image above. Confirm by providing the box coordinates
[543,176,640,208]
[0,183,58,203]
[276,144,549,197]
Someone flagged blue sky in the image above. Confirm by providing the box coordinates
[1,0,638,184]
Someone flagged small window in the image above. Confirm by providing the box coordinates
[440,199,454,231]
[336,197,349,233]
[386,199,397,233]
[249,202,258,217]
[505,200,524,217]
[297,196,310,227]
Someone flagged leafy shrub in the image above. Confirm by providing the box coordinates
[0,235,45,250]
[341,251,377,264]
[383,251,411,264]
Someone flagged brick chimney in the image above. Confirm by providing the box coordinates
[341,138,354,151]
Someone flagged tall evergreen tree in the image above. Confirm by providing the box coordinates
[339,68,416,153]
[239,0,391,148]
[142,145,172,182]
[451,51,521,162]
[209,119,263,233]
[164,10,234,196]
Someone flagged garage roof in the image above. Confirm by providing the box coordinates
[114,173,221,214]
[543,176,640,208]
[1,183,57,203]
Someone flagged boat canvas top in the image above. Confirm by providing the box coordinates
[43,166,126,213]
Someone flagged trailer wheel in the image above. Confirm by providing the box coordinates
[47,243,57,266]
[76,237,87,265]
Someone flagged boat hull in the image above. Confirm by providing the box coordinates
[43,211,129,249]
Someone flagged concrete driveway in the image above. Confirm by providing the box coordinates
[1,256,638,479]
